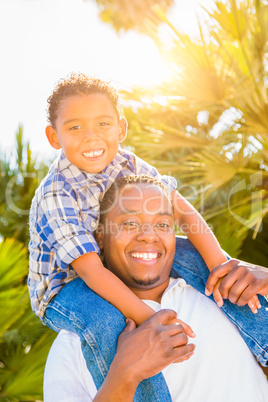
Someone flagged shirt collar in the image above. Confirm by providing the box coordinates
[57,150,129,185]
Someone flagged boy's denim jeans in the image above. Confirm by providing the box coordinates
[44,237,268,401]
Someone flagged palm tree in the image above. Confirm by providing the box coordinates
[91,0,174,32]
[121,0,268,264]
[0,126,49,245]
[0,129,55,401]
[0,238,56,401]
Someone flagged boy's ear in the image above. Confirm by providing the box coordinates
[45,126,62,150]
[118,117,128,143]
[95,224,104,250]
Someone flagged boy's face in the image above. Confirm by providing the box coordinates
[45,93,127,173]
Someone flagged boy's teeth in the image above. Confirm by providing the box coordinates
[131,252,158,260]
[83,150,104,158]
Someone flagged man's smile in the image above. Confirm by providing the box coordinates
[130,252,160,261]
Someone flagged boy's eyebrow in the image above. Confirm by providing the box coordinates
[63,115,116,125]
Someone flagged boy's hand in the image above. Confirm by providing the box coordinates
[205,259,268,313]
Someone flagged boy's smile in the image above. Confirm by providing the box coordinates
[45,93,127,173]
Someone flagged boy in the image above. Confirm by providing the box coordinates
[28,73,259,353]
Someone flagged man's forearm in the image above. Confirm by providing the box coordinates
[93,360,139,402]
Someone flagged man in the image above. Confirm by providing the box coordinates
[44,175,268,401]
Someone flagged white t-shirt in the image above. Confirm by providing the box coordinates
[44,278,268,401]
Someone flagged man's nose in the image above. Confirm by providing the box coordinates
[136,224,159,242]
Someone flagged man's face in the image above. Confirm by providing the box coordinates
[46,93,126,173]
[98,183,176,294]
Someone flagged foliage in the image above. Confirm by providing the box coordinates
[0,238,56,401]
[0,130,55,401]
[121,0,268,264]
[90,0,174,32]
[0,126,49,245]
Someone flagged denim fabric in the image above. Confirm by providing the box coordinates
[44,278,172,401]
[171,237,268,367]
[44,236,268,401]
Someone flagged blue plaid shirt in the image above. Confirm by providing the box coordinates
[28,148,177,317]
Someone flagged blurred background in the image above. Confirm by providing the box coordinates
[0,0,267,399]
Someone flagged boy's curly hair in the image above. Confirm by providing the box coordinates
[47,72,124,127]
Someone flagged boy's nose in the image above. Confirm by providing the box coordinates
[83,128,98,141]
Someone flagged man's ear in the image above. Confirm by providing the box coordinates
[45,125,62,150]
[118,116,128,143]
[95,223,104,250]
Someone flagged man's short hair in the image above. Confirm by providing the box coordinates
[99,174,173,224]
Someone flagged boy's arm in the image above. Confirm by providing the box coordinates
[172,190,262,312]
[72,252,154,326]
[72,252,196,335]
[172,190,227,270]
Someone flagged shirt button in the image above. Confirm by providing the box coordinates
[91,221,97,229]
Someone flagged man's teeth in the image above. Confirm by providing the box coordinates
[83,150,104,158]
[131,252,158,260]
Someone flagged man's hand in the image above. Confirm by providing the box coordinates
[117,309,196,381]
[205,259,268,312]
[94,310,195,401]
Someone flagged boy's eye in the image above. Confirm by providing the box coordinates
[69,125,82,131]
[98,122,110,127]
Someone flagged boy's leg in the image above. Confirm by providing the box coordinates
[43,277,172,401]
[172,236,268,367]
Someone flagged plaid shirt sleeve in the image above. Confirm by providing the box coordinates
[36,189,100,267]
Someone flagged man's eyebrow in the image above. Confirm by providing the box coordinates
[119,210,173,217]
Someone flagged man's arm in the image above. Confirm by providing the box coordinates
[94,310,196,402]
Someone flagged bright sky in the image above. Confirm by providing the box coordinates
[0,0,213,160]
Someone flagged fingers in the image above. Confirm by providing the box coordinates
[155,308,179,325]
[117,318,136,351]
[212,279,224,307]
[247,295,261,314]
[173,343,196,363]
[169,330,191,350]
[174,348,195,363]
[163,310,196,338]
[205,259,267,314]
[167,318,196,338]
[124,318,136,332]
[219,269,261,306]
[205,259,238,296]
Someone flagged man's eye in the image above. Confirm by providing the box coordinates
[156,223,171,229]
[122,221,139,227]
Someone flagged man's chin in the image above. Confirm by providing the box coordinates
[132,275,160,286]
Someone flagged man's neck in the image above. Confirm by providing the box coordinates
[129,278,170,304]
